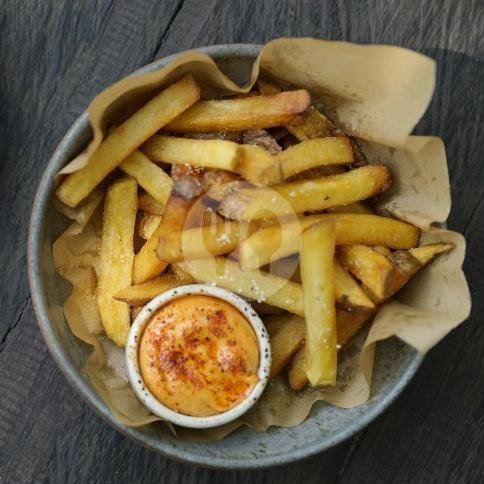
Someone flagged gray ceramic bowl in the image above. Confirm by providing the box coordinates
[27,44,423,469]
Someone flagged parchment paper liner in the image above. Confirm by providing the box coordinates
[52,38,470,439]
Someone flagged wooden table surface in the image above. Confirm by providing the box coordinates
[1,0,483,482]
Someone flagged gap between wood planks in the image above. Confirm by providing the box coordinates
[0,297,29,353]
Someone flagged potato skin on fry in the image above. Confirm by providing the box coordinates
[165,90,311,132]
[98,177,138,347]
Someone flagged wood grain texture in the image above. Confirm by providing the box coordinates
[0,0,483,482]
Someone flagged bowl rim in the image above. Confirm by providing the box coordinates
[27,43,423,469]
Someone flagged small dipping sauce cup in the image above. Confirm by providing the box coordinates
[126,284,271,428]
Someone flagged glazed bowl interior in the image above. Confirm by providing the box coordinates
[28,44,422,469]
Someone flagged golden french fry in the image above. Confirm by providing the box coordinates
[219,164,392,221]
[142,135,242,171]
[275,137,353,179]
[338,245,424,302]
[269,315,306,378]
[98,177,138,346]
[288,106,335,140]
[133,197,191,284]
[137,212,162,240]
[239,213,420,270]
[409,243,454,265]
[267,257,373,311]
[288,344,308,390]
[288,308,374,390]
[334,261,375,311]
[372,245,392,256]
[289,243,454,390]
[56,75,200,207]
[263,314,291,336]
[156,221,247,262]
[236,144,282,185]
[138,193,165,215]
[257,78,368,165]
[177,257,304,315]
[165,90,311,132]
[120,150,173,205]
[114,272,194,306]
[301,221,337,386]
[257,79,334,139]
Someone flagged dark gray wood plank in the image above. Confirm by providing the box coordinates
[0,0,483,483]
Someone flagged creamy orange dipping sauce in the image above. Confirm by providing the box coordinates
[139,295,260,417]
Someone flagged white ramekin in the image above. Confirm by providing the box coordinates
[125,283,271,429]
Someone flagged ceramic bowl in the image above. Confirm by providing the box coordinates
[125,284,271,429]
[27,44,422,469]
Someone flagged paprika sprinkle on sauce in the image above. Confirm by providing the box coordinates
[139,295,260,417]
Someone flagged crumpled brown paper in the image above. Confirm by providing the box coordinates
[52,38,470,438]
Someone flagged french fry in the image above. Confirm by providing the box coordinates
[288,309,374,390]
[258,79,339,137]
[334,261,375,311]
[269,315,306,378]
[287,344,308,390]
[165,90,311,132]
[133,197,190,284]
[409,243,454,265]
[263,314,291,336]
[236,144,282,185]
[257,79,367,165]
[142,135,241,171]
[338,245,422,302]
[372,245,392,256]
[239,213,421,270]
[56,75,200,207]
[219,164,392,221]
[120,150,173,205]
[137,212,162,240]
[138,193,165,215]
[289,310,386,390]
[257,79,335,139]
[275,137,353,179]
[338,245,402,301]
[114,272,194,306]
[288,243,454,390]
[176,257,304,315]
[268,257,374,311]
[301,222,337,386]
[156,221,248,262]
[97,177,137,346]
